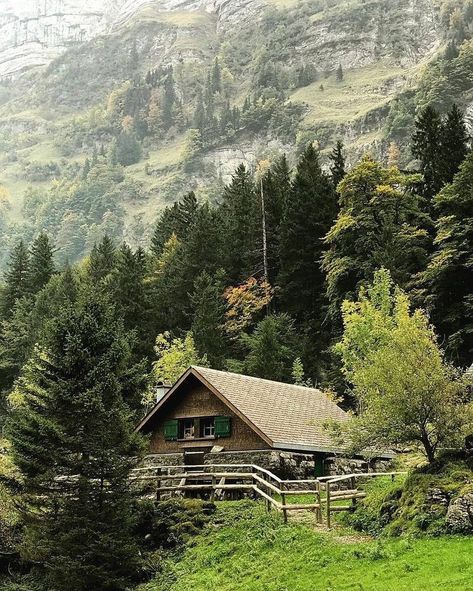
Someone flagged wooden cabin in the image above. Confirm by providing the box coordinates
[136,366,385,477]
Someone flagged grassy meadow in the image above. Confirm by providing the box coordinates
[139,501,473,591]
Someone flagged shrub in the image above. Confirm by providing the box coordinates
[133,499,216,551]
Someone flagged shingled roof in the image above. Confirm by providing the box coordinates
[137,366,351,454]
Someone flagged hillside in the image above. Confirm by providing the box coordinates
[0,0,471,266]
[138,501,473,591]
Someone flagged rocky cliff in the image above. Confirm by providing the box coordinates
[0,0,268,77]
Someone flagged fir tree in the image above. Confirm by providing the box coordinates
[112,244,149,354]
[278,144,337,322]
[336,64,343,82]
[421,151,473,366]
[1,240,30,318]
[82,158,91,180]
[262,155,291,284]
[412,105,444,200]
[116,131,142,167]
[28,232,55,295]
[151,203,181,257]
[6,286,144,590]
[441,104,469,185]
[191,270,227,368]
[88,235,117,284]
[181,203,224,285]
[211,57,222,94]
[238,314,299,382]
[220,164,259,281]
[0,296,35,397]
[177,191,199,235]
[329,140,346,188]
[162,67,177,130]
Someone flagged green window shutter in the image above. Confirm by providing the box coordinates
[164,419,179,441]
[215,416,231,438]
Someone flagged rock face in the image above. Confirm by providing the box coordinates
[0,0,266,77]
[0,0,110,77]
[446,490,473,534]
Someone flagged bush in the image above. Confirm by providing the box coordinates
[133,499,216,551]
[344,456,473,537]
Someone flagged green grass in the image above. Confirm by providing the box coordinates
[140,501,473,591]
[291,63,410,124]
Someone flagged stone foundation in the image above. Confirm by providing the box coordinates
[142,449,392,479]
[144,449,316,479]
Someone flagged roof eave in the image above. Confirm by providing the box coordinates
[272,441,395,459]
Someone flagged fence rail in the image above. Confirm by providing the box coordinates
[131,464,406,527]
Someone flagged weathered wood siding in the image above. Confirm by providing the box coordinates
[148,381,270,454]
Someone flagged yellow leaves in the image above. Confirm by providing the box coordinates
[387,141,400,168]
[145,332,207,404]
[325,212,356,242]
[121,115,134,132]
[154,233,180,275]
[224,277,273,335]
[256,159,271,180]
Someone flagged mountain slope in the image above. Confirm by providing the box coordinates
[0,0,471,266]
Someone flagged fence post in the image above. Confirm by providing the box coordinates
[316,480,322,524]
[326,481,331,529]
[281,481,287,523]
[156,467,161,503]
[351,476,357,511]
[265,474,271,512]
[210,474,216,502]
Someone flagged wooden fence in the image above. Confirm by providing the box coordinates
[131,464,406,527]
[318,471,406,528]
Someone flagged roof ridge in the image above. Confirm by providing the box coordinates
[191,365,324,394]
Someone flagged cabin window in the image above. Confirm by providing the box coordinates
[170,417,231,440]
[200,417,215,438]
[181,419,195,440]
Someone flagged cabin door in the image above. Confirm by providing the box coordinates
[184,448,211,471]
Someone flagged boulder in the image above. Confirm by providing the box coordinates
[446,491,473,534]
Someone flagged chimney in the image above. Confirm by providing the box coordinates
[155,382,171,403]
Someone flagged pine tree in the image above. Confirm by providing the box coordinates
[112,244,149,352]
[88,235,117,284]
[336,64,344,82]
[177,191,199,235]
[28,232,55,295]
[151,203,181,257]
[238,314,299,382]
[412,105,444,200]
[278,144,337,322]
[1,240,30,318]
[191,270,227,368]
[82,158,91,180]
[220,164,259,281]
[0,297,35,397]
[421,151,473,366]
[151,193,199,258]
[181,203,224,285]
[211,57,222,94]
[162,67,177,130]
[441,104,469,185]
[329,140,346,188]
[193,90,206,136]
[6,287,144,590]
[262,155,291,284]
[116,131,142,166]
